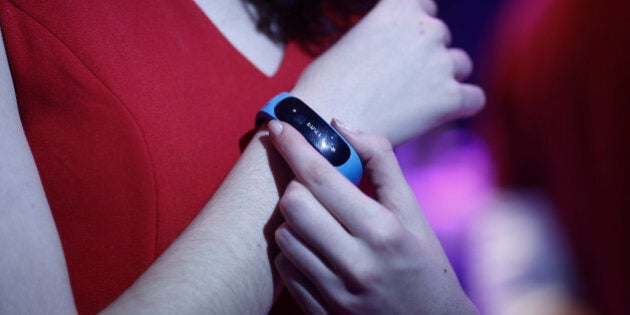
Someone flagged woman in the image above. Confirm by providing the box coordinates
[479,0,629,313]
[0,0,483,313]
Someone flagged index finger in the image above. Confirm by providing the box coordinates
[268,120,382,236]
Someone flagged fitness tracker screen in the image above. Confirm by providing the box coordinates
[275,97,351,166]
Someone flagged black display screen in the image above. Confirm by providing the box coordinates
[275,97,351,166]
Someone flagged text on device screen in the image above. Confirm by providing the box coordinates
[275,97,351,166]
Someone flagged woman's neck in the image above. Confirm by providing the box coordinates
[193,0,284,77]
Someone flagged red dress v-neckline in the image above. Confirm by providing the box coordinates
[186,0,293,80]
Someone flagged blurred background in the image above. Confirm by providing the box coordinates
[396,0,629,314]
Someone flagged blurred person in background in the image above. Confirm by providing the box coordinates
[468,0,629,313]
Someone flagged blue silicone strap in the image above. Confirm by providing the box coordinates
[256,92,363,185]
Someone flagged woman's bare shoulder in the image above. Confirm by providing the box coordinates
[0,25,77,315]
[0,25,18,122]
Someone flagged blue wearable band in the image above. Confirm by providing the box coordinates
[256,92,363,185]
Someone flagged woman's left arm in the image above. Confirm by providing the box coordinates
[268,119,478,314]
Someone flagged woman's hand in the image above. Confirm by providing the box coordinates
[292,0,484,145]
[268,119,478,314]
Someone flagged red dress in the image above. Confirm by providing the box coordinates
[0,0,311,313]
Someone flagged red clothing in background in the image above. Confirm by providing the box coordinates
[483,0,629,313]
[0,0,311,313]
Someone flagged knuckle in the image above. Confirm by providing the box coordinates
[372,135,394,154]
[360,267,384,288]
[278,183,305,216]
[367,136,396,166]
[274,253,292,274]
[461,50,473,65]
[274,225,292,248]
[302,160,333,187]
[442,81,465,111]
[368,214,406,250]
[475,87,487,109]
[341,296,368,315]
[460,85,486,117]
[450,48,471,65]
[426,17,450,43]
[346,262,382,293]
[331,294,362,315]
[457,84,473,110]
[422,0,438,16]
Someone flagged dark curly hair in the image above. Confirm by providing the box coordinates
[243,0,377,53]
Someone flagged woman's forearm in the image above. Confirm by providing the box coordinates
[102,130,291,314]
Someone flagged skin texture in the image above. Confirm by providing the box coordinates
[270,120,478,314]
[0,0,483,313]
[292,0,483,146]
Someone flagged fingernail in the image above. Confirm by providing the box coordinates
[332,118,358,134]
[268,120,283,137]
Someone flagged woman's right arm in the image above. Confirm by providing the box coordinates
[0,28,78,314]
